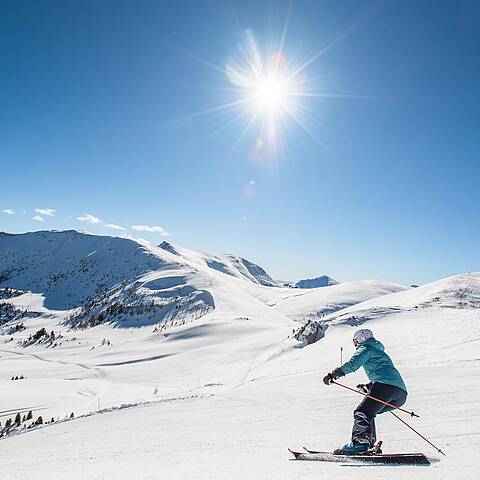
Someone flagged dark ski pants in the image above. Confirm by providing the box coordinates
[352,382,407,445]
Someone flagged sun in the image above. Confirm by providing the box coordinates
[252,78,287,111]
[177,24,358,156]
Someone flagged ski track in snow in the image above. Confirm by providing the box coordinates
[0,348,107,377]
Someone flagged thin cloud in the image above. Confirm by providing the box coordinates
[2,209,15,215]
[77,214,102,224]
[35,208,56,217]
[32,215,45,222]
[104,223,126,231]
[131,225,171,236]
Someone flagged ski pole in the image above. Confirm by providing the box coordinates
[389,410,446,456]
[331,380,420,417]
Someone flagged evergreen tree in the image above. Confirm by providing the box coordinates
[14,413,21,425]
[26,410,33,420]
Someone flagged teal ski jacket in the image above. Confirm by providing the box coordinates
[340,338,407,393]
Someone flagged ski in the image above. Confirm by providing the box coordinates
[304,440,383,456]
[288,448,430,465]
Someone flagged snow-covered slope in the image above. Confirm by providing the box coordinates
[2,283,479,479]
[203,251,279,286]
[325,272,480,327]
[0,231,479,479]
[290,272,480,345]
[158,241,279,287]
[264,280,408,323]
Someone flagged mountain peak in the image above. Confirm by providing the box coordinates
[291,275,338,289]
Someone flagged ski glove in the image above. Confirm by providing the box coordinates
[323,367,344,385]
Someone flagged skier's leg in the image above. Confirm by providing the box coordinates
[367,383,407,443]
[352,383,407,445]
[352,396,384,445]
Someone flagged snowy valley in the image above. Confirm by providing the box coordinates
[0,230,479,479]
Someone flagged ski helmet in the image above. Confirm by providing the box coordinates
[353,328,374,345]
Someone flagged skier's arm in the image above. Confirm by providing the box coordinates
[340,346,371,375]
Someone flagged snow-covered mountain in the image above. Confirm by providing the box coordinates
[0,231,173,308]
[0,231,286,330]
[2,231,375,332]
[159,240,280,287]
[1,230,479,479]
[289,275,338,288]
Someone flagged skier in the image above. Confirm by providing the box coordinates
[323,328,408,455]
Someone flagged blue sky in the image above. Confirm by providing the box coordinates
[1,0,479,285]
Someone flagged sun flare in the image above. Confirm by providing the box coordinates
[180,23,354,158]
[252,78,287,111]
[220,28,319,155]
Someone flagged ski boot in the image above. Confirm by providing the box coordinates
[334,438,371,455]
